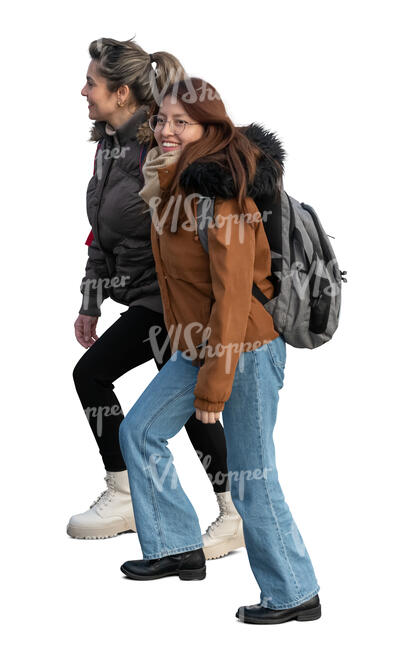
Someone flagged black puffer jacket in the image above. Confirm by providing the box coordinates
[79,105,163,317]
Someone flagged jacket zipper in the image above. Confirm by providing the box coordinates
[93,147,115,276]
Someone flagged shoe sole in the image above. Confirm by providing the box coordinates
[236,604,322,624]
[67,525,136,540]
[120,565,207,581]
[203,531,245,560]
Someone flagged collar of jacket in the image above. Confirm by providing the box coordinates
[178,123,286,200]
[90,104,150,146]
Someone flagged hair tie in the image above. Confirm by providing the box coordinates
[149,53,155,64]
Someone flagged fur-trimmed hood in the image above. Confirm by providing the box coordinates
[179,123,286,200]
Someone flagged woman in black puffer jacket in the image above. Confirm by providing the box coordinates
[68,38,244,560]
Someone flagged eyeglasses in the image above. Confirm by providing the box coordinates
[149,115,200,135]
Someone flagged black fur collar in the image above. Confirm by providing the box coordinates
[179,123,286,200]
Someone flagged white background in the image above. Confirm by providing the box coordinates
[2,1,401,648]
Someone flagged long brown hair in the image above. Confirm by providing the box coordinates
[149,78,265,226]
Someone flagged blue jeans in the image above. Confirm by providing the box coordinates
[119,336,320,608]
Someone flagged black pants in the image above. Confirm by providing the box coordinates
[73,305,229,493]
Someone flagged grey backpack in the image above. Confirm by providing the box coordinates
[196,190,347,349]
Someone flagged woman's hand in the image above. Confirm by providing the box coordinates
[74,314,99,348]
[195,408,222,424]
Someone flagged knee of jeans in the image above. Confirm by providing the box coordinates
[119,412,153,456]
[118,417,136,455]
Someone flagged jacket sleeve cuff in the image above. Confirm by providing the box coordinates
[193,397,225,412]
[79,292,102,317]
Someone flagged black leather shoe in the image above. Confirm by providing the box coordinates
[120,548,206,581]
[236,595,321,624]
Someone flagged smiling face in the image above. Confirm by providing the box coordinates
[81,59,120,123]
[154,95,205,154]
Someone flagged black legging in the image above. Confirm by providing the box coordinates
[73,305,229,493]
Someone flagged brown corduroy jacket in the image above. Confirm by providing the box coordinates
[150,123,286,412]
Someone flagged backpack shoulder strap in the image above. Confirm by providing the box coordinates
[197,195,273,310]
[196,196,215,253]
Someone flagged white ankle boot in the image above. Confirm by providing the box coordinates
[67,470,136,539]
[202,491,245,560]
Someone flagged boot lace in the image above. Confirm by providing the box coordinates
[205,499,231,536]
[90,475,116,511]
[205,516,223,536]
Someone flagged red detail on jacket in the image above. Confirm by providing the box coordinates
[85,231,94,246]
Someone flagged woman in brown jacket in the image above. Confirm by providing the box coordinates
[118,78,321,625]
